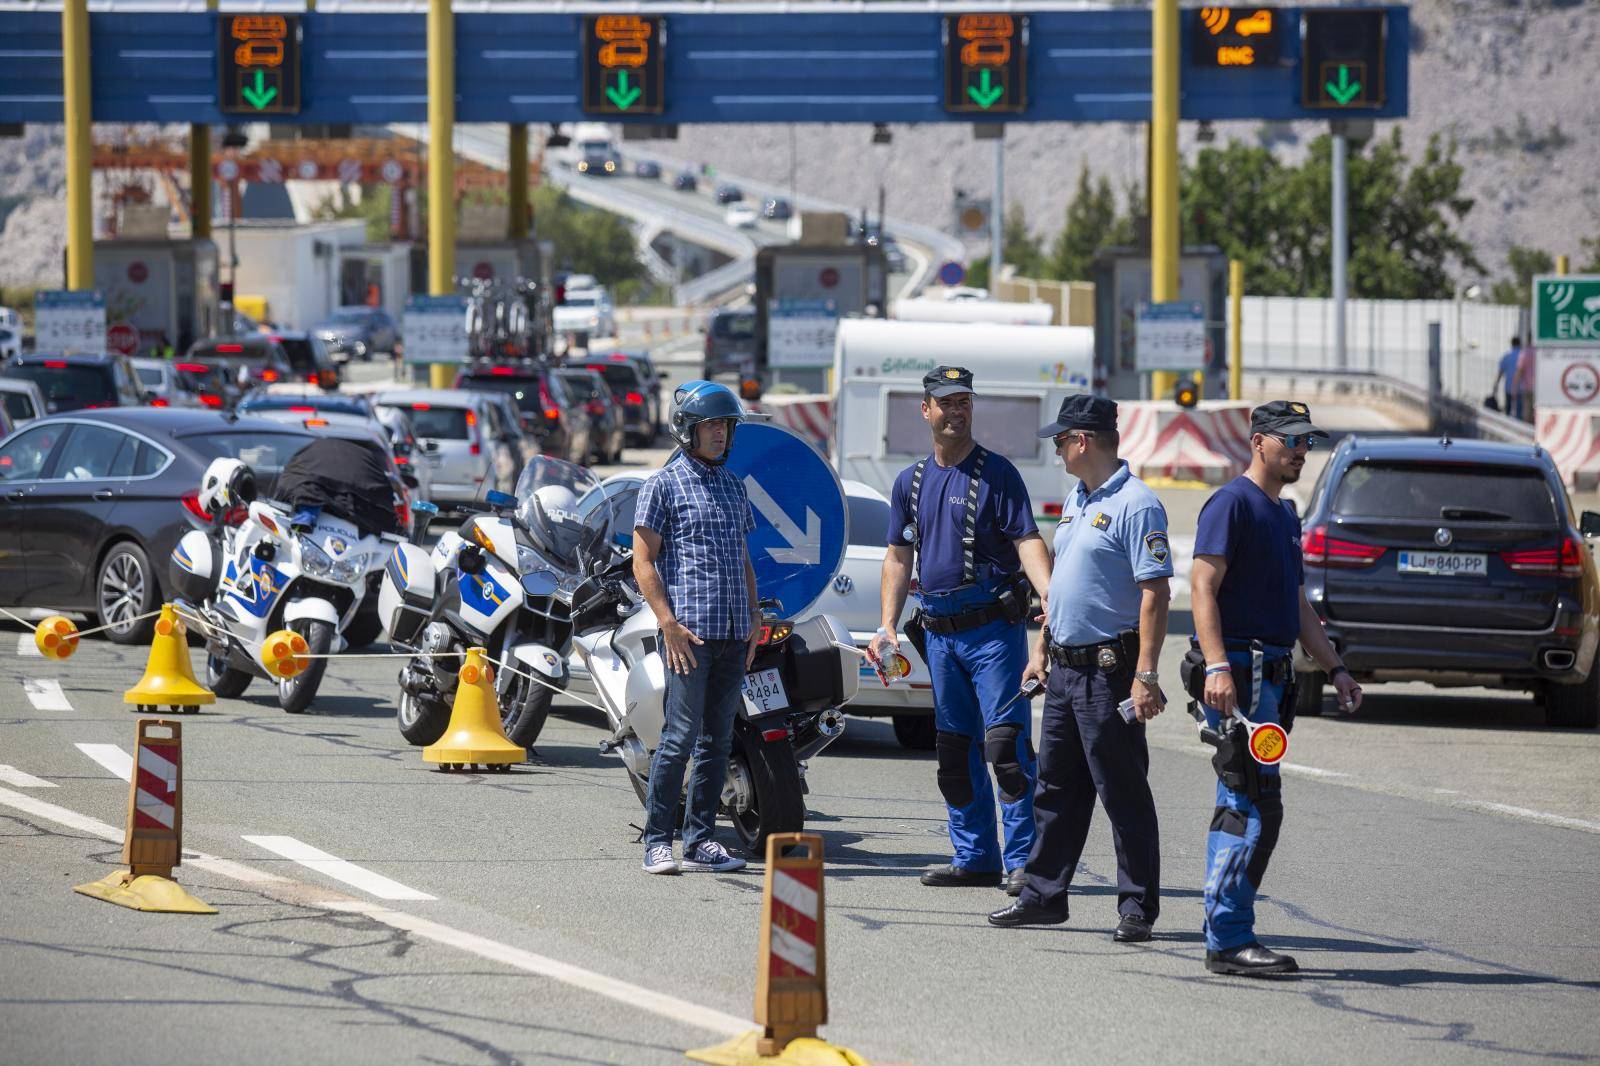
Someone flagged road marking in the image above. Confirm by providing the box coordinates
[17,634,41,657]
[0,765,56,788]
[0,786,756,1038]
[1463,801,1600,834]
[242,835,437,901]
[1280,763,1350,779]
[76,743,133,781]
[22,679,71,711]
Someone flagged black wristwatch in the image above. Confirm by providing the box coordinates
[1329,664,1352,681]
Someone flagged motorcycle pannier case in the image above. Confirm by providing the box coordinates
[379,542,437,644]
[169,530,217,604]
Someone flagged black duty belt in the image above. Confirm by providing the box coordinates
[1048,638,1123,670]
[919,601,1008,635]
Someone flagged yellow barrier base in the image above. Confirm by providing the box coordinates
[1141,476,1213,491]
[73,871,216,914]
[687,1032,869,1066]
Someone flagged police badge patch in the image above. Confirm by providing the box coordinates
[1092,512,1111,530]
[1144,531,1170,564]
[1097,646,1119,670]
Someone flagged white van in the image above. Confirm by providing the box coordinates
[831,318,1094,524]
[892,296,1052,326]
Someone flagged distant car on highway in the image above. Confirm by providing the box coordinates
[715,182,744,204]
[1296,435,1600,728]
[3,352,145,414]
[762,197,793,221]
[673,170,698,192]
[0,378,46,426]
[0,408,319,644]
[634,160,662,180]
[725,202,759,229]
[576,135,621,175]
[703,307,758,378]
[553,288,616,343]
[311,307,399,364]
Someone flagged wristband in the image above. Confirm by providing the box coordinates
[1330,664,1351,680]
[1204,663,1232,676]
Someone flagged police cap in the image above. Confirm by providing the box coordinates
[1037,393,1118,438]
[1251,400,1329,439]
[923,365,976,398]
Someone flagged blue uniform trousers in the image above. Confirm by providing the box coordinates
[1020,660,1160,921]
[921,587,1035,874]
[1201,647,1288,952]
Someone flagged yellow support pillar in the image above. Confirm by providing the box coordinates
[1149,0,1180,401]
[62,0,93,289]
[1228,260,1243,401]
[427,0,456,389]
[1556,255,1569,276]
[190,125,211,241]
[508,123,528,240]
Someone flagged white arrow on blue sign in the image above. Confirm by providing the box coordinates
[724,422,847,619]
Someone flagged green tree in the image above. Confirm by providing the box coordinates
[1578,234,1600,274]
[530,186,643,288]
[1002,203,1048,279]
[314,183,393,244]
[1048,166,1134,281]
[1489,245,1555,307]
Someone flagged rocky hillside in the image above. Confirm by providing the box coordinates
[2,0,1595,292]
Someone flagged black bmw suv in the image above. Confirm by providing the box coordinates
[1295,436,1600,727]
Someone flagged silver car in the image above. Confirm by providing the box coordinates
[0,378,48,426]
[371,389,515,510]
[131,358,199,408]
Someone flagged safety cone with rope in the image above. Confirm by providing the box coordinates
[124,604,215,714]
[74,719,215,914]
[688,834,868,1065]
[423,646,525,772]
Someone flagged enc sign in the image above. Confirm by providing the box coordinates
[1191,7,1282,68]
[942,13,1027,115]
[218,14,301,116]
[1534,277,1600,346]
[582,14,666,116]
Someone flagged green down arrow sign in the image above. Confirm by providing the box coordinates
[240,70,278,111]
[1324,65,1361,106]
[605,70,642,111]
[967,69,1004,110]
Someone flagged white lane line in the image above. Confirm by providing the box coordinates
[17,634,42,657]
[242,835,438,901]
[76,743,133,781]
[1280,763,1350,779]
[1463,801,1600,834]
[0,786,755,1038]
[0,765,56,788]
[23,679,71,711]
[322,900,752,1037]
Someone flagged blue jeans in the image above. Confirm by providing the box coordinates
[644,638,745,850]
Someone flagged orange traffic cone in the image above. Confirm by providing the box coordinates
[124,605,214,714]
[423,647,525,772]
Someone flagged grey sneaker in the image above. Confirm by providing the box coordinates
[642,844,680,874]
[682,840,747,872]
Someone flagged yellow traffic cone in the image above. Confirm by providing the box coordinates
[423,647,525,772]
[124,604,215,714]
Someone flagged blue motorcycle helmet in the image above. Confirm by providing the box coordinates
[669,379,747,465]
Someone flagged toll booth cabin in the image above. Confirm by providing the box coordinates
[92,239,219,357]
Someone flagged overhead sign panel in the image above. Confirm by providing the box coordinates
[219,13,301,115]
[1300,8,1386,109]
[1533,277,1600,347]
[942,13,1027,114]
[583,14,665,115]
[1191,7,1282,68]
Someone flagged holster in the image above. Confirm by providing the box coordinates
[1116,629,1140,675]
[903,610,929,663]
[1200,719,1263,800]
[1181,639,1293,713]
[994,571,1032,627]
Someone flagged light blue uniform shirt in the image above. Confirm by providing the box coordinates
[1045,461,1174,647]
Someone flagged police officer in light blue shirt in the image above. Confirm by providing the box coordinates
[989,395,1171,943]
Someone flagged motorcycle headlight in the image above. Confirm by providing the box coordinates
[299,537,332,576]
[353,341,367,356]
[330,557,362,583]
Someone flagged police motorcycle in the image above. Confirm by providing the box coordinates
[170,443,401,713]
[380,456,597,748]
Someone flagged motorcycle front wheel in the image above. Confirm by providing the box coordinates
[495,632,554,747]
[277,619,333,714]
[723,732,806,858]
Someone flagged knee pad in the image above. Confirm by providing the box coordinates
[935,731,975,808]
[983,723,1033,805]
[1244,795,1284,888]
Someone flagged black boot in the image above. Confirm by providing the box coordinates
[1003,868,1026,897]
[1206,942,1298,976]
[1113,915,1153,943]
[920,864,1002,888]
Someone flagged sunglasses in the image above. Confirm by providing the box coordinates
[1053,431,1091,448]
[1268,432,1318,450]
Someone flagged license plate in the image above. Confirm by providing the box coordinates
[742,668,789,713]
[1397,550,1488,577]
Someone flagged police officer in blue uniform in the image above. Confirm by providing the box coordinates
[1190,400,1363,976]
[988,396,1170,941]
[869,366,1054,893]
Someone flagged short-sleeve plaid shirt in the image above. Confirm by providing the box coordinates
[634,451,757,640]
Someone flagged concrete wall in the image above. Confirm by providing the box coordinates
[993,276,1095,327]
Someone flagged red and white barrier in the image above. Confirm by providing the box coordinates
[1537,409,1600,490]
[1119,401,1254,484]
[752,394,833,453]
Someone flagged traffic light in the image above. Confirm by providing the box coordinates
[219,281,235,305]
[1174,378,1200,409]
[1301,8,1387,110]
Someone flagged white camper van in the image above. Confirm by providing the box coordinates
[831,318,1095,524]
[892,296,1053,326]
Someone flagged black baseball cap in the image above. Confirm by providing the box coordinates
[1251,400,1328,438]
[1037,394,1118,437]
[923,365,976,398]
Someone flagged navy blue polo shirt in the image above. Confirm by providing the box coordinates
[886,446,1036,594]
[1193,475,1304,646]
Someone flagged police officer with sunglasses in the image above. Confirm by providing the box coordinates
[1189,401,1363,977]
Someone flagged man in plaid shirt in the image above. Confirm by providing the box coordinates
[632,381,760,875]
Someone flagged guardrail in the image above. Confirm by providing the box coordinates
[1240,366,1534,445]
